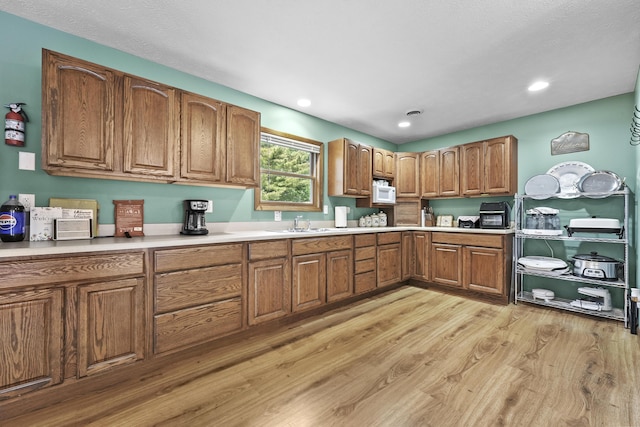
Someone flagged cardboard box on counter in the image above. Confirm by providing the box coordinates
[30,207,62,241]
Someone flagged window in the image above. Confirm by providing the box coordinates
[255,127,323,211]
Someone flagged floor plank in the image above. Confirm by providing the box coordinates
[3,286,639,426]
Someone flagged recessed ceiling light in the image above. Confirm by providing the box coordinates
[528,81,549,92]
[297,98,311,107]
[398,121,411,128]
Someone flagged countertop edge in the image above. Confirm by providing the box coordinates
[0,226,514,258]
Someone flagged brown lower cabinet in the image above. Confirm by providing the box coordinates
[78,278,145,377]
[153,243,244,352]
[0,251,146,399]
[428,231,512,303]
[354,234,377,294]
[292,236,353,311]
[248,240,291,325]
[0,229,512,403]
[377,232,402,287]
[412,231,431,281]
[0,288,64,399]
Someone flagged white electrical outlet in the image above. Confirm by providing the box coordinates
[323,205,328,214]
[18,193,35,211]
[206,200,213,213]
[274,211,282,221]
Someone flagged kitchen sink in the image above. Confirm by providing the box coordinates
[267,228,338,233]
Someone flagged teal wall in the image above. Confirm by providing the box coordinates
[0,11,394,226]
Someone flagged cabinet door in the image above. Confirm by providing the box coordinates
[461,142,484,196]
[248,257,291,325]
[43,50,115,172]
[357,145,373,195]
[77,278,145,377]
[343,140,360,195]
[326,249,354,302]
[226,105,260,186]
[373,148,385,177]
[439,147,460,197]
[401,231,413,280]
[292,254,326,312]
[413,231,430,281]
[395,152,420,198]
[383,150,395,178]
[373,148,395,178]
[420,151,439,198]
[0,288,64,398]
[377,243,402,287]
[180,92,226,182]
[464,246,505,295]
[484,136,516,195]
[123,76,179,178]
[431,243,463,287]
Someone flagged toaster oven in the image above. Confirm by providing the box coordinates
[479,201,511,229]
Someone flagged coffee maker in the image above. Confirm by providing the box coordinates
[181,200,209,235]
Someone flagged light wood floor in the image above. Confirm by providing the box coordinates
[3,286,640,426]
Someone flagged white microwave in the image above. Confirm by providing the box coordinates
[372,184,396,204]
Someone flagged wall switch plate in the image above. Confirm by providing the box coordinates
[206,200,213,213]
[18,152,36,171]
[19,193,35,211]
[274,211,282,221]
[323,205,328,214]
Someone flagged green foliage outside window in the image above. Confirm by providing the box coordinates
[260,142,313,203]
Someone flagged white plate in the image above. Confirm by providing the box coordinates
[546,161,594,198]
[524,174,560,199]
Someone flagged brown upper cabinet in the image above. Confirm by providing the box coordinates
[419,135,516,199]
[123,76,179,179]
[42,49,259,187]
[460,135,517,196]
[328,138,372,197]
[395,152,420,198]
[42,50,117,175]
[180,93,260,186]
[372,147,395,179]
[420,147,459,198]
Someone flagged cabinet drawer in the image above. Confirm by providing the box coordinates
[355,258,376,274]
[355,246,376,261]
[249,239,289,261]
[292,236,352,255]
[355,271,377,294]
[154,243,243,272]
[0,252,144,289]
[154,297,242,354]
[377,231,401,245]
[155,263,242,313]
[432,232,503,248]
[354,233,376,247]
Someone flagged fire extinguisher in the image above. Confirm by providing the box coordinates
[4,103,29,147]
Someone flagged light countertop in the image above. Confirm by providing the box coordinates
[0,225,514,258]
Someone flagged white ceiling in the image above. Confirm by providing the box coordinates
[2,0,639,144]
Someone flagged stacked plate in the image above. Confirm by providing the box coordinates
[524,162,623,199]
[546,161,594,198]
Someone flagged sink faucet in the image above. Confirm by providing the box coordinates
[293,215,310,231]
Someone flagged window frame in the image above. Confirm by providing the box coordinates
[254,127,324,212]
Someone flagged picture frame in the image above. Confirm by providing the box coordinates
[438,215,454,227]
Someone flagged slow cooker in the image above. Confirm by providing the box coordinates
[571,252,622,281]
